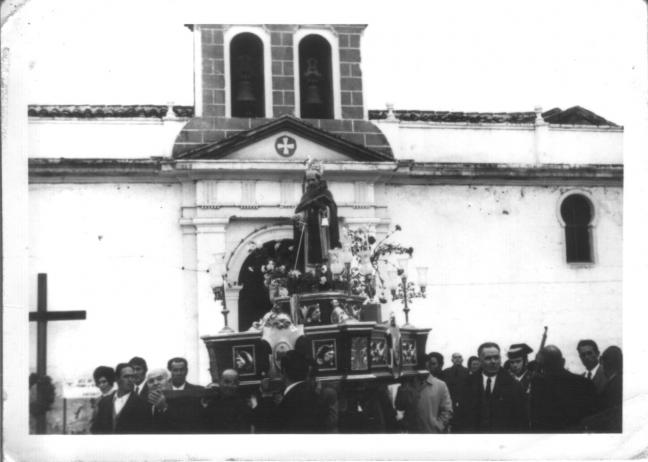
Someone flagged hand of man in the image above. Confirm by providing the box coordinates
[201,383,219,408]
[260,377,274,398]
[148,389,168,412]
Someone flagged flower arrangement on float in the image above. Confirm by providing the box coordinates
[328,224,423,305]
[248,223,427,307]
[243,240,327,300]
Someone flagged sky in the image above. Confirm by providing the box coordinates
[6,0,645,126]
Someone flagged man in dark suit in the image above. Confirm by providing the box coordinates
[598,346,622,425]
[281,350,327,432]
[203,369,252,433]
[579,345,623,433]
[454,342,527,433]
[577,339,607,395]
[129,356,149,400]
[257,350,326,433]
[441,352,468,411]
[167,357,203,392]
[91,363,151,434]
[529,345,596,432]
[151,357,205,433]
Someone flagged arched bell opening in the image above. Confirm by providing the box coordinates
[299,34,333,119]
[230,32,265,118]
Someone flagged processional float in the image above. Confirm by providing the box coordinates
[202,160,430,391]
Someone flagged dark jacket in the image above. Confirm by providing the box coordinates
[274,381,327,433]
[583,365,608,395]
[203,391,252,433]
[442,364,469,409]
[579,372,622,433]
[513,371,532,395]
[152,382,205,434]
[454,369,528,433]
[529,369,597,432]
[342,384,397,433]
[254,382,327,433]
[91,391,151,434]
[598,373,622,411]
[134,382,149,401]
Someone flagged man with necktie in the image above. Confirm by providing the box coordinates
[129,356,150,400]
[577,339,607,395]
[454,342,527,433]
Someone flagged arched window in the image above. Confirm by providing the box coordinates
[298,35,333,119]
[560,194,594,263]
[230,33,265,118]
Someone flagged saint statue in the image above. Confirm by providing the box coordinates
[293,160,340,271]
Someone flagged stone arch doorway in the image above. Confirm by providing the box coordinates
[237,238,295,331]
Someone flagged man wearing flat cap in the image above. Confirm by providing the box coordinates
[507,344,533,394]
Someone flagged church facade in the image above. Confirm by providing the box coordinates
[27,24,623,389]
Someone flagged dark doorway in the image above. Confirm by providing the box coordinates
[237,239,294,331]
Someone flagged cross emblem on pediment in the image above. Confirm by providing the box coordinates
[275,135,297,157]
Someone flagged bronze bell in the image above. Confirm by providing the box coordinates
[304,83,322,105]
[236,78,256,103]
[303,57,323,105]
[235,54,257,103]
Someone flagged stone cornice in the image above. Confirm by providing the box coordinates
[28,104,194,119]
[28,158,623,186]
[179,216,229,233]
[396,162,623,185]
[369,105,621,128]
[29,158,164,182]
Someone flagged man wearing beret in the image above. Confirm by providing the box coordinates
[507,343,533,394]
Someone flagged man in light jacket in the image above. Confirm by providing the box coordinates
[396,352,453,433]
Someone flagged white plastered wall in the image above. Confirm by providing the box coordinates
[375,120,623,164]
[28,182,193,381]
[28,118,187,158]
[380,183,622,372]
[27,178,622,381]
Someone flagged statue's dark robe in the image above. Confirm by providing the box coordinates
[293,181,340,271]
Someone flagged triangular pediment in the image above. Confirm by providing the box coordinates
[175,115,393,162]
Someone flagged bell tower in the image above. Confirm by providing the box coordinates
[175,24,391,158]
[189,24,366,121]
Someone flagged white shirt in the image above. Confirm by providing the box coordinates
[171,383,186,391]
[482,373,497,392]
[283,380,305,396]
[585,363,600,379]
[113,392,131,416]
[134,383,144,395]
[514,371,527,382]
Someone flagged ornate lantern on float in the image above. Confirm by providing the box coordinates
[209,256,234,334]
[386,253,428,328]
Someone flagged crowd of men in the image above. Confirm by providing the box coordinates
[88,339,622,434]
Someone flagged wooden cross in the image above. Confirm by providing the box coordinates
[29,273,86,433]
